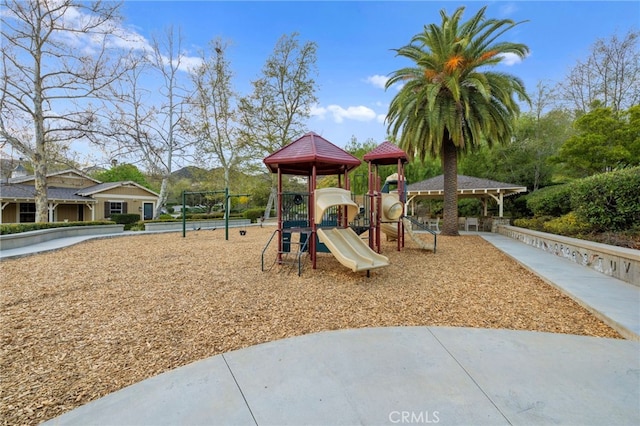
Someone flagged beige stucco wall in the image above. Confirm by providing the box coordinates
[1,204,17,223]
[498,225,640,286]
[93,188,157,221]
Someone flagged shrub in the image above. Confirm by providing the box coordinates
[244,208,265,223]
[110,213,141,230]
[513,217,550,232]
[183,212,224,220]
[158,214,174,220]
[525,184,573,217]
[570,167,640,232]
[542,212,593,236]
[128,221,146,232]
[110,214,140,225]
[0,221,115,235]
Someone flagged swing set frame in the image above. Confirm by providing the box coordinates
[181,189,250,240]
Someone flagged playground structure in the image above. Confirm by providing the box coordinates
[363,141,437,253]
[261,133,436,276]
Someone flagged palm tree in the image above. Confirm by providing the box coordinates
[386,6,530,235]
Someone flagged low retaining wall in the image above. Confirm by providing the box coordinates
[498,225,639,286]
[145,219,251,232]
[0,224,125,251]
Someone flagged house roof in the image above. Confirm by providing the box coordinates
[8,169,100,184]
[263,132,361,175]
[0,173,159,203]
[77,181,159,197]
[407,175,527,198]
[363,141,409,165]
[0,184,95,203]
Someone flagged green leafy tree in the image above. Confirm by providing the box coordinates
[553,105,640,177]
[237,33,318,218]
[93,164,152,189]
[239,32,318,159]
[386,6,529,235]
[460,108,573,190]
[345,136,380,196]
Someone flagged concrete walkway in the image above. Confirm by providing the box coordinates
[3,230,638,425]
[481,233,640,341]
[44,327,639,426]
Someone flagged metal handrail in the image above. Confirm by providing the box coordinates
[261,229,280,272]
[294,231,311,276]
[261,228,310,276]
[403,216,437,253]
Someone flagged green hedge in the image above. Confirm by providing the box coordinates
[525,184,573,217]
[244,208,265,222]
[570,167,640,232]
[110,214,140,225]
[0,221,116,235]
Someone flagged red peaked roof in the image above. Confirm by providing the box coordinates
[363,141,408,165]
[263,132,361,175]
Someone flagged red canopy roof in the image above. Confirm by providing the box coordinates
[363,141,409,165]
[263,132,361,175]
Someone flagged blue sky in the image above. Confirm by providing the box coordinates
[116,1,639,149]
[102,1,640,152]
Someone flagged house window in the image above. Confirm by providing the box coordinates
[19,203,36,223]
[104,201,127,218]
[110,202,123,215]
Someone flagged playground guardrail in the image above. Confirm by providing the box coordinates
[403,216,438,253]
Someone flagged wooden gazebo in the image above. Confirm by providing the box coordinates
[406,175,527,217]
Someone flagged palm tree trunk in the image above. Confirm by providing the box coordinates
[441,138,459,236]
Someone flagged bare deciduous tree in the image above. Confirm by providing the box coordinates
[560,30,639,113]
[97,26,195,219]
[188,39,247,191]
[0,0,130,222]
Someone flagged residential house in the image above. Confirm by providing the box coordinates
[0,169,159,224]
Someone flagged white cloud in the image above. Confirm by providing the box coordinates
[365,74,389,89]
[175,55,204,73]
[499,52,528,66]
[309,105,328,120]
[376,114,386,124]
[499,3,519,17]
[310,104,380,123]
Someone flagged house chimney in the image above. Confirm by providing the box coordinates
[11,162,27,178]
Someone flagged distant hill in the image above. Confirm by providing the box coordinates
[171,166,210,180]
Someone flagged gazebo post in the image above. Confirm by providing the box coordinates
[277,168,283,263]
[367,161,375,250]
[375,164,382,254]
[311,164,317,269]
[397,157,405,250]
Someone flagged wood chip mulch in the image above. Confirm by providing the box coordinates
[0,226,622,425]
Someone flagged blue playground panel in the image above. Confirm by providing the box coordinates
[282,219,338,253]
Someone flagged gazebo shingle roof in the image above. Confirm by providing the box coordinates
[263,132,361,175]
[407,175,527,196]
[363,141,408,165]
